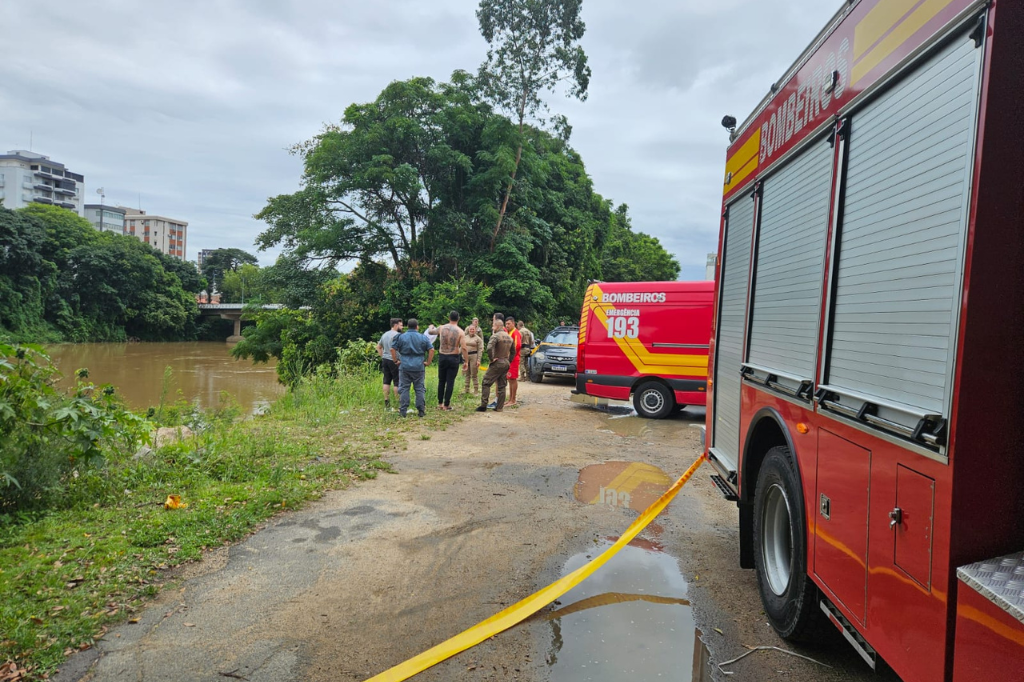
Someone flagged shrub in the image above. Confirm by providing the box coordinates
[0,343,150,512]
[337,339,379,374]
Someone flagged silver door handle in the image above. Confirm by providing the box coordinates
[889,507,903,529]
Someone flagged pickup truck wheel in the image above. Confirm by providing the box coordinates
[632,382,674,419]
[753,446,826,642]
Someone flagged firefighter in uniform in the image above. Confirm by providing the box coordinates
[462,324,484,394]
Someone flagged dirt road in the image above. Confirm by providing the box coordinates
[58,382,893,681]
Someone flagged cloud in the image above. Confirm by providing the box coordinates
[0,0,842,279]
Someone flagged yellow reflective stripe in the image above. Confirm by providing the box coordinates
[853,0,955,84]
[728,153,760,194]
[854,0,919,60]
[363,455,705,682]
[725,128,761,178]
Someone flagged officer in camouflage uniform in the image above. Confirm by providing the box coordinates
[517,321,535,381]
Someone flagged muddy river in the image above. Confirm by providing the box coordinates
[45,342,283,413]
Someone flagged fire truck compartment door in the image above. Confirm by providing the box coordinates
[894,465,935,589]
[712,194,755,473]
[814,429,870,624]
[746,133,832,386]
[822,31,983,433]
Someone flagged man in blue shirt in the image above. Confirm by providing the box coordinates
[390,318,435,417]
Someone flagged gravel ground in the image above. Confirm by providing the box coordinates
[56,381,895,682]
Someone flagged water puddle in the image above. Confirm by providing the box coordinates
[574,462,673,513]
[544,540,712,681]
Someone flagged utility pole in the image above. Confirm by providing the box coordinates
[96,188,105,231]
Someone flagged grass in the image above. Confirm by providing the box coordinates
[0,368,475,679]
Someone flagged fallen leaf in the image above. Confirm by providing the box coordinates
[128,618,140,624]
[30,617,44,625]
[714,628,724,635]
[164,495,188,510]
[183,623,195,627]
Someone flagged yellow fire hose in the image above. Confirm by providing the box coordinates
[364,454,705,682]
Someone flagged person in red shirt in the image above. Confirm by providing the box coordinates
[505,316,522,406]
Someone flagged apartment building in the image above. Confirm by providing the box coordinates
[0,150,85,215]
[122,208,187,260]
[84,204,127,234]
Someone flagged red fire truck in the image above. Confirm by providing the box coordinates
[705,2,1023,681]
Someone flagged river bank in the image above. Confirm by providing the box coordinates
[0,368,473,680]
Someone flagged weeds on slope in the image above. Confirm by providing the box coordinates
[0,367,472,679]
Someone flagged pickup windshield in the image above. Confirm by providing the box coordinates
[544,331,577,345]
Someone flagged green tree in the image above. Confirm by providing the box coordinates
[200,248,258,298]
[256,76,487,269]
[476,0,591,250]
[600,205,681,282]
[245,72,680,377]
[411,277,493,327]
[219,263,261,304]
[255,254,337,308]
[0,205,201,342]
[0,209,53,337]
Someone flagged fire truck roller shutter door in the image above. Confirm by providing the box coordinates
[823,31,983,429]
[713,195,756,472]
[747,133,833,385]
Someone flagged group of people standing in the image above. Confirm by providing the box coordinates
[376,312,535,418]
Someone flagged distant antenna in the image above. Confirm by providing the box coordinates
[96,188,106,231]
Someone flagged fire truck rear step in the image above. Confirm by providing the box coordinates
[821,599,876,670]
[709,474,738,501]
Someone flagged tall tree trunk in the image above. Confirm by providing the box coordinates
[489,141,523,252]
[490,94,529,253]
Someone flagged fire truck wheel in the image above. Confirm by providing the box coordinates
[752,446,825,642]
[632,382,674,419]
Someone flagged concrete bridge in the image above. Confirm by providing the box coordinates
[198,303,285,343]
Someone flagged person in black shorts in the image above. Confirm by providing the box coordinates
[376,318,403,410]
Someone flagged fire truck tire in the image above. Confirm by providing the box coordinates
[752,446,826,642]
[632,382,674,419]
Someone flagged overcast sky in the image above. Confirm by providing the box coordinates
[1,0,841,281]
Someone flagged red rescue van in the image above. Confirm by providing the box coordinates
[574,281,713,418]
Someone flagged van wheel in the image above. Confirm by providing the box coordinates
[753,446,826,642]
[632,382,674,419]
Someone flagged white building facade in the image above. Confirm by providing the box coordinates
[84,204,127,234]
[122,208,187,260]
[0,150,85,215]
